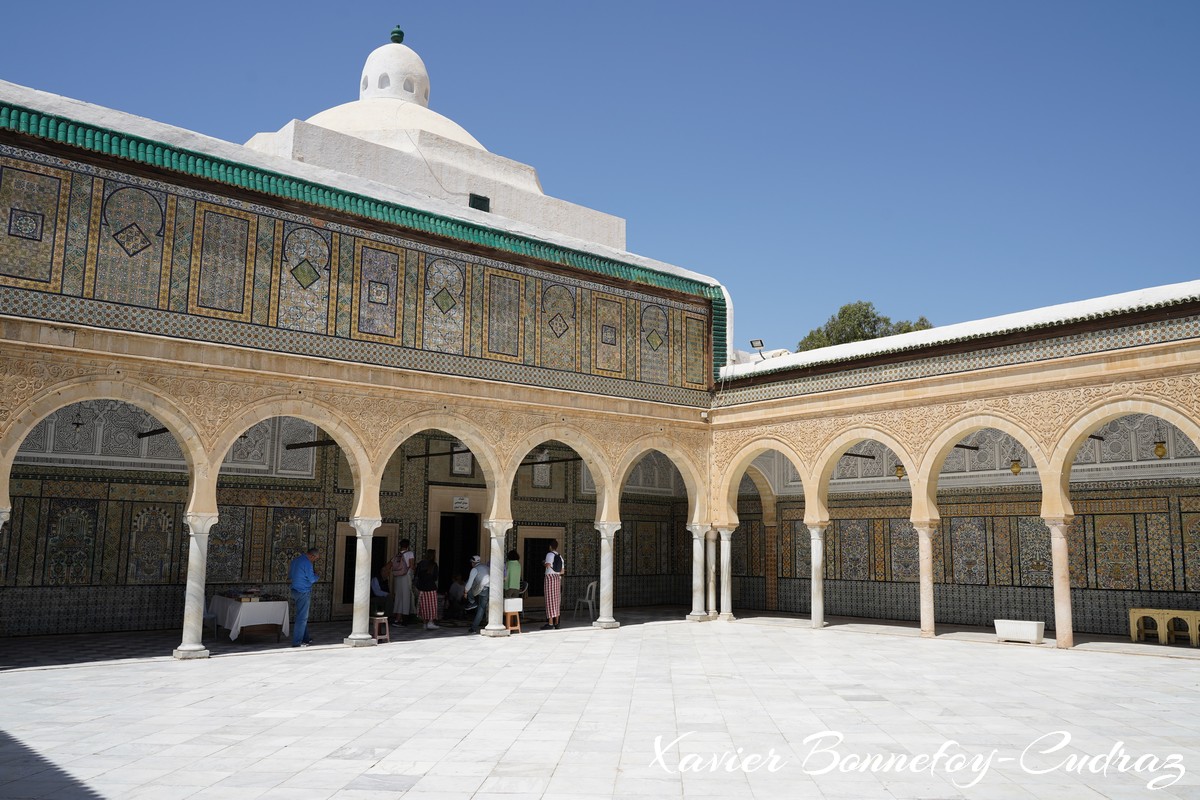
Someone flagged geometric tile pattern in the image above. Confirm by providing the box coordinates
[0,144,711,404]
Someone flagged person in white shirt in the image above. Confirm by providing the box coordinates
[542,541,565,630]
[463,555,490,634]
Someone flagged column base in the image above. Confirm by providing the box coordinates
[718,613,736,622]
[592,619,620,629]
[920,629,936,638]
[172,646,209,660]
[481,625,509,638]
[811,619,825,629]
[686,612,709,621]
[343,635,376,647]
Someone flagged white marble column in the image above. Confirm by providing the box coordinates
[914,523,936,638]
[174,512,218,660]
[343,516,381,647]
[705,529,718,617]
[686,524,709,620]
[1046,518,1075,649]
[594,522,620,629]
[717,526,736,621]
[481,519,512,637]
[808,524,827,630]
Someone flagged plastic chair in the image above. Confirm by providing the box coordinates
[574,580,597,620]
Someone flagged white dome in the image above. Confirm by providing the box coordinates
[307,97,485,151]
[303,27,486,152]
[359,31,430,106]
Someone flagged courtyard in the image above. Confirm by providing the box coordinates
[1,613,1198,799]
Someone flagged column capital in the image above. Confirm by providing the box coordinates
[1043,517,1074,535]
[349,517,382,538]
[686,522,710,540]
[717,526,734,541]
[807,523,828,541]
[483,519,513,539]
[184,512,219,536]
[0,508,9,528]
[594,521,621,539]
[911,520,939,536]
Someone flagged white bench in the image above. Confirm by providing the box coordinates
[994,619,1045,644]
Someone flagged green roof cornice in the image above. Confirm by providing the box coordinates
[0,99,728,375]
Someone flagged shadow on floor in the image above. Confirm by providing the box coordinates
[0,730,104,799]
[5,606,1195,671]
[0,606,691,671]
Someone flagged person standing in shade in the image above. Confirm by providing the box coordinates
[542,540,564,630]
[370,565,390,617]
[389,539,415,626]
[289,547,319,647]
[415,548,440,630]
[504,550,522,598]
[463,555,489,634]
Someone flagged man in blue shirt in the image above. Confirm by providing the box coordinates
[289,548,320,647]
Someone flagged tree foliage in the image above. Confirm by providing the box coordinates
[797,301,932,352]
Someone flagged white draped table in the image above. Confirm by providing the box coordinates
[209,595,290,641]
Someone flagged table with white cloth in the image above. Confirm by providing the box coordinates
[209,595,290,641]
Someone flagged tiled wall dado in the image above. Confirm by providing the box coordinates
[0,436,692,636]
[735,482,1200,634]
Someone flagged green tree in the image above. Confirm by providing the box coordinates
[797,301,932,351]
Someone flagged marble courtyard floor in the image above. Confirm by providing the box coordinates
[1,610,1199,799]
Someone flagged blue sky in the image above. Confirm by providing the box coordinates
[3,2,1196,353]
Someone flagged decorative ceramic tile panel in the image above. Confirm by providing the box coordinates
[45,498,98,585]
[950,517,988,585]
[127,504,175,584]
[93,185,167,308]
[593,294,625,376]
[838,519,870,581]
[0,144,711,405]
[277,224,332,334]
[482,268,521,361]
[1093,515,1138,589]
[0,158,69,289]
[539,282,577,371]
[190,203,256,319]
[1016,516,1052,586]
[890,519,918,582]
[683,314,707,387]
[424,257,467,354]
[635,520,657,575]
[639,304,669,385]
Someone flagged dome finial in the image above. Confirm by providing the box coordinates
[390,26,404,45]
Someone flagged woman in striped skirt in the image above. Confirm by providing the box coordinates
[542,540,564,630]
[415,549,440,630]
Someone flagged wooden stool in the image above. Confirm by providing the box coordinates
[371,615,391,643]
[503,597,523,633]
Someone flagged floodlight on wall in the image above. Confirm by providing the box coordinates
[1010,459,1022,476]
[1153,418,1167,459]
[894,464,905,480]
[749,339,765,361]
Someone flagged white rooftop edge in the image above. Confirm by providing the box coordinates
[721,279,1200,381]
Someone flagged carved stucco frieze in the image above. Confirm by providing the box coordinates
[0,354,92,435]
[134,372,281,447]
[308,391,434,460]
[712,371,1200,486]
[471,408,553,458]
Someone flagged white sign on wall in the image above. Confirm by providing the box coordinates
[452,496,470,511]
